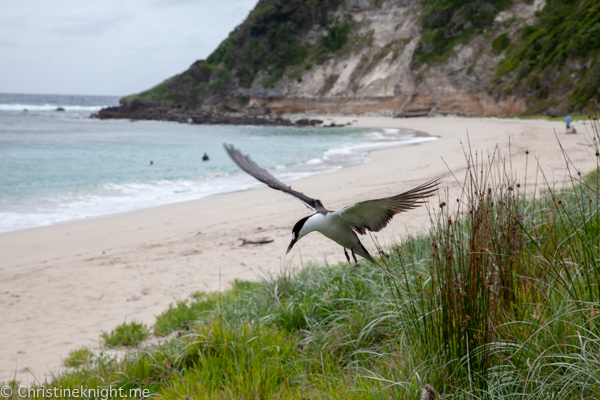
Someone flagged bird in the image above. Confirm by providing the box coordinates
[224,143,439,264]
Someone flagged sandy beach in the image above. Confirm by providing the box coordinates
[1,115,597,384]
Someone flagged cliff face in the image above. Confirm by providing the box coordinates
[247,0,544,116]
[98,0,599,121]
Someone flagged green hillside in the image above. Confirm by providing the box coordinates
[122,0,345,109]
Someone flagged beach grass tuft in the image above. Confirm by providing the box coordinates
[102,321,150,348]
[63,347,94,368]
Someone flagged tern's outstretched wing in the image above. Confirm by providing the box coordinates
[224,143,327,212]
[333,179,439,234]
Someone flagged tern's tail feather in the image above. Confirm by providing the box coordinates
[353,241,377,264]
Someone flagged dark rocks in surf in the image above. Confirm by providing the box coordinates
[93,101,323,127]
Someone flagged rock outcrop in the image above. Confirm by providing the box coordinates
[94,100,324,126]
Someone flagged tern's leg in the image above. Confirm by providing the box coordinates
[342,249,360,274]
[343,248,351,263]
[351,249,358,264]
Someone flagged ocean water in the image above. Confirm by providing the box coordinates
[0,93,437,233]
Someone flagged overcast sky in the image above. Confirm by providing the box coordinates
[0,0,258,97]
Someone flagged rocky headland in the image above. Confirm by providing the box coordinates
[96,0,599,123]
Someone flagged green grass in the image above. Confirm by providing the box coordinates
[153,294,216,337]
[153,283,260,336]
[3,114,600,399]
[102,321,150,347]
[63,347,94,368]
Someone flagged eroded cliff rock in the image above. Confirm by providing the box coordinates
[246,0,544,116]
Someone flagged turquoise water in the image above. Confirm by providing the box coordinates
[0,93,436,232]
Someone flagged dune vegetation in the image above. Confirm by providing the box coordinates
[4,110,600,399]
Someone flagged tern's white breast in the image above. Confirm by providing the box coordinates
[301,212,358,249]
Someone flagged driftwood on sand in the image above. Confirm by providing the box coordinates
[239,238,274,246]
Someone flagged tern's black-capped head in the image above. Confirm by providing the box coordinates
[287,215,310,254]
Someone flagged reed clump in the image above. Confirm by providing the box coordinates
[381,100,600,397]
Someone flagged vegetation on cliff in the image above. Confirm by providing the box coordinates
[206,0,345,88]
[413,0,512,66]
[496,0,600,112]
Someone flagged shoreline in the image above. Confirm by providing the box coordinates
[0,125,435,235]
[2,115,597,384]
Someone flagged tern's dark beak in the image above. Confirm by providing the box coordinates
[286,237,297,254]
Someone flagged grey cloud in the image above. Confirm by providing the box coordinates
[0,0,257,95]
[51,14,129,36]
[44,3,133,37]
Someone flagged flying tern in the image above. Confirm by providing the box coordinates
[224,144,438,264]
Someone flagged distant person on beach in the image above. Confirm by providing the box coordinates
[150,160,154,166]
[202,153,209,162]
[564,115,577,134]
